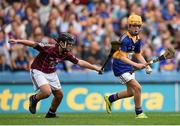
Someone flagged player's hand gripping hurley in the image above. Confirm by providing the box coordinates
[99,41,120,74]
[130,47,175,74]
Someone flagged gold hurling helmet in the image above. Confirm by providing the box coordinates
[128,14,142,26]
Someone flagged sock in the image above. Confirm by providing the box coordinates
[108,93,119,103]
[48,108,56,114]
[32,94,38,102]
[135,107,143,115]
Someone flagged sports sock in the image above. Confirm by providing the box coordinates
[48,108,56,114]
[135,107,143,115]
[32,94,38,102]
[108,93,119,103]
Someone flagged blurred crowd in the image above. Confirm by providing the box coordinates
[0,0,180,73]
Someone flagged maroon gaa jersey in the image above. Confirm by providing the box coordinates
[31,43,79,73]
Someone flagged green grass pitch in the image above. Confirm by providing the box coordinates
[0,112,180,125]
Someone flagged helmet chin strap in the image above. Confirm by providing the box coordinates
[58,42,67,53]
[60,41,67,49]
[64,42,67,48]
[59,42,67,49]
[58,41,73,52]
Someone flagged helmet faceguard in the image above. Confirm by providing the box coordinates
[128,14,142,36]
[54,32,75,51]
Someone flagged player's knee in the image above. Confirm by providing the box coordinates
[43,90,52,98]
[134,85,141,93]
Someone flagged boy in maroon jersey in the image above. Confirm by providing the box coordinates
[9,32,102,118]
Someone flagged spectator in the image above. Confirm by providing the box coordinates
[83,41,105,65]
[11,49,30,71]
[161,2,178,21]
[157,39,176,72]
[0,53,11,71]
[3,7,16,25]
[37,0,52,26]
[12,0,25,20]
[0,30,11,66]
[174,31,180,71]
[101,35,112,72]
[14,14,26,38]
[24,6,36,38]
[44,18,59,37]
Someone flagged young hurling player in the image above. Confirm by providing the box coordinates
[9,32,102,118]
[104,14,152,119]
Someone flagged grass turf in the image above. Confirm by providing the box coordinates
[0,112,180,125]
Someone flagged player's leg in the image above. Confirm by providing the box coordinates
[104,72,134,114]
[108,85,134,102]
[45,72,62,118]
[35,84,52,100]
[127,79,147,118]
[127,79,141,109]
[104,85,133,114]
[45,89,63,118]
[29,84,52,114]
[29,69,52,114]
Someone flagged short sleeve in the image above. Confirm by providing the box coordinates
[65,52,79,64]
[119,33,128,52]
[33,43,50,52]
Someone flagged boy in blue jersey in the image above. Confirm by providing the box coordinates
[104,14,152,119]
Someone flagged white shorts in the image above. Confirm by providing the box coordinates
[30,69,61,91]
[117,72,135,84]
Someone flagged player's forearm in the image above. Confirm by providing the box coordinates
[77,60,100,72]
[17,39,36,47]
[119,56,138,67]
[135,54,152,70]
[9,39,36,47]
[135,54,147,64]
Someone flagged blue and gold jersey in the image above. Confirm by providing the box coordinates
[112,32,142,76]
